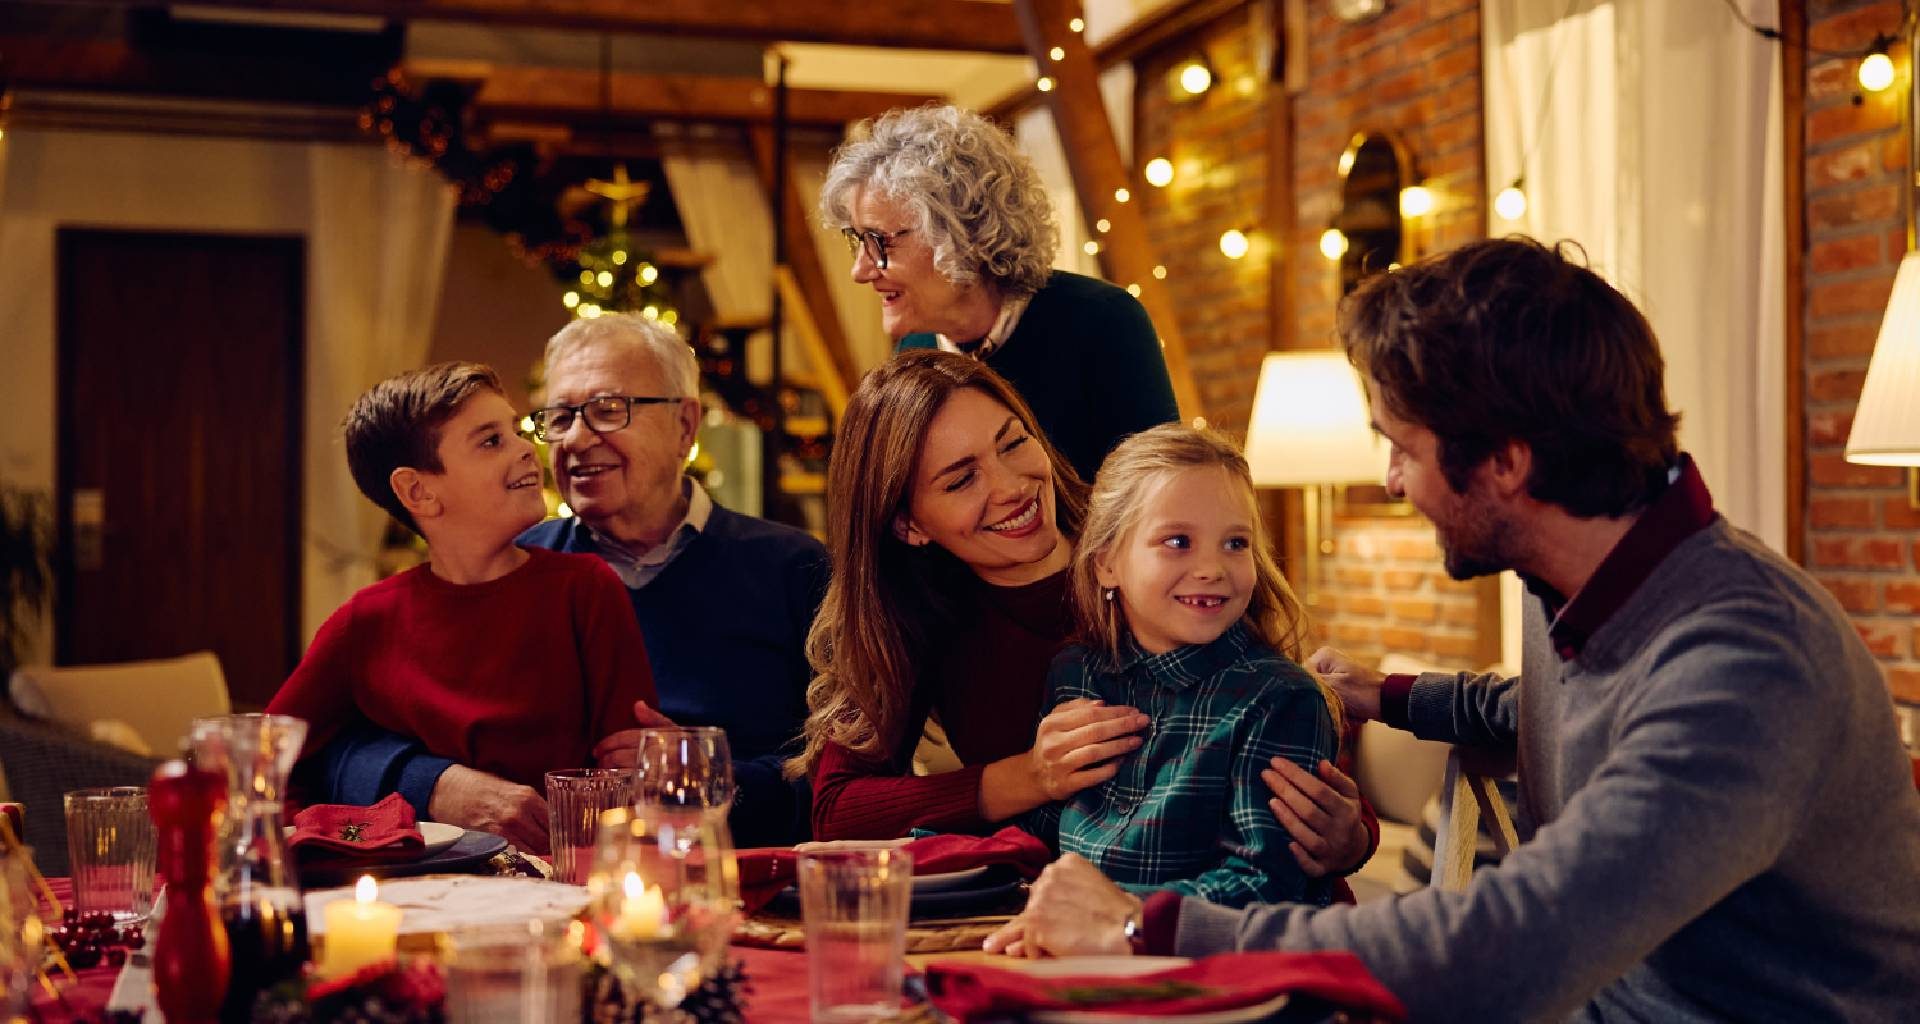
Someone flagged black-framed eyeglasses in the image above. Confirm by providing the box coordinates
[841,227,911,270]
[527,395,681,442]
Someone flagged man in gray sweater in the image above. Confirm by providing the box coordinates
[986,237,1920,1021]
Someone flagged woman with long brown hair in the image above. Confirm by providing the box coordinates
[787,350,1150,837]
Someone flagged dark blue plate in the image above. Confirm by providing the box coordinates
[297,830,508,886]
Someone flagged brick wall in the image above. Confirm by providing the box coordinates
[1131,1,1492,664]
[1291,0,1494,665]
[1133,5,1273,433]
[1800,0,1920,707]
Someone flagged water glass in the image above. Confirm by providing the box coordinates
[544,768,634,885]
[64,786,156,926]
[797,848,913,1023]
[445,919,584,1024]
[632,727,734,809]
[587,804,737,1009]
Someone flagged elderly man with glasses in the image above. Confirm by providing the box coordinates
[312,314,827,850]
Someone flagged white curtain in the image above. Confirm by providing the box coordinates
[1482,0,1787,551]
[302,147,455,642]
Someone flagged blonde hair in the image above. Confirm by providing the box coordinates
[785,351,1087,779]
[1071,425,1340,728]
[821,105,1058,296]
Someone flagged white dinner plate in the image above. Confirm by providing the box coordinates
[995,957,1291,1024]
[284,821,463,856]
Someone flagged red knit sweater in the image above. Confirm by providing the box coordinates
[268,548,657,791]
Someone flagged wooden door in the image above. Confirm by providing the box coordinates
[56,229,304,708]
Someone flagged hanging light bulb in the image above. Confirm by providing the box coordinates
[1036,75,1056,93]
[1399,185,1435,218]
[1859,40,1896,92]
[1144,158,1175,188]
[1083,240,1102,256]
[1069,17,1085,33]
[1219,229,1250,260]
[1174,58,1214,96]
[1319,227,1350,261]
[1049,46,1066,61]
[1095,218,1111,233]
[1114,187,1131,203]
[1494,179,1528,221]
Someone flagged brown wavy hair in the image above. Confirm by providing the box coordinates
[785,351,1087,779]
[1339,237,1680,517]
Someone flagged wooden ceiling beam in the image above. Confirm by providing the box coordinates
[42,0,1027,53]
[986,0,1249,122]
[1011,0,1203,421]
[405,60,937,128]
[749,126,861,407]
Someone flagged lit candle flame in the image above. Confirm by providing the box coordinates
[356,875,377,905]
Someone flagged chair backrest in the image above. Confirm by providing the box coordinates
[1431,746,1519,891]
[1353,719,1452,825]
[8,651,231,758]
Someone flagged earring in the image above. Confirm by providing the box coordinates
[1103,587,1117,602]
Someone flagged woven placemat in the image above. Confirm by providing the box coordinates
[734,911,1016,953]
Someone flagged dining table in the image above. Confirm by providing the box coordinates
[23,876,1002,1023]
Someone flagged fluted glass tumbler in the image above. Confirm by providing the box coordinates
[64,786,155,926]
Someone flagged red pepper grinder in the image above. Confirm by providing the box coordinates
[149,759,231,1024]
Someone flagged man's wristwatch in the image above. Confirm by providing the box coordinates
[1122,906,1147,955]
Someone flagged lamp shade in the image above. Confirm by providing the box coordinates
[1245,351,1388,486]
[1845,252,1920,466]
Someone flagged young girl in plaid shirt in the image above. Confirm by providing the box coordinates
[1023,424,1343,908]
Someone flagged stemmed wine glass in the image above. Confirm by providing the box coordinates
[630,727,734,810]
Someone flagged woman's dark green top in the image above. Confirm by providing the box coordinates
[898,270,1179,483]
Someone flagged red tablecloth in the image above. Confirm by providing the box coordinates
[28,877,815,1022]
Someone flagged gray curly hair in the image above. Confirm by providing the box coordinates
[821,105,1059,297]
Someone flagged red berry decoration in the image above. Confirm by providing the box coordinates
[107,946,128,968]
[122,926,145,949]
[68,943,102,970]
[62,908,80,928]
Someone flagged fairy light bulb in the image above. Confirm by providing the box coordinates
[1494,183,1528,221]
[1859,50,1895,92]
[1144,158,1175,188]
[1319,228,1349,261]
[1219,229,1250,260]
[1399,185,1435,218]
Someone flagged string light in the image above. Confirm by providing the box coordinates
[1069,17,1085,33]
[1319,228,1349,261]
[1049,46,1066,61]
[1114,187,1131,203]
[1173,57,1213,96]
[1126,283,1142,297]
[562,291,581,309]
[1859,38,1896,92]
[1399,185,1435,218]
[1037,76,1056,92]
[1144,158,1175,187]
[1152,264,1168,279]
[1219,229,1250,260]
[1494,179,1529,221]
[1095,218,1111,233]
[1083,240,1102,255]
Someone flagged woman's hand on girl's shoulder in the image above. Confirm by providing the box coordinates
[1028,698,1150,801]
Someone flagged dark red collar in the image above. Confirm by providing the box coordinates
[1530,455,1717,660]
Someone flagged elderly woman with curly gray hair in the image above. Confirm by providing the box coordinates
[822,104,1179,483]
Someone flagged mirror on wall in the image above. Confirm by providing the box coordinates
[1332,131,1415,296]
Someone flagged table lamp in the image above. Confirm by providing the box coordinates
[1245,351,1389,602]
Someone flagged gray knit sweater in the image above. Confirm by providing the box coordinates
[1171,519,1920,1021]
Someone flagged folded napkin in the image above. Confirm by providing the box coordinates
[289,793,425,862]
[738,827,1052,914]
[925,951,1406,1022]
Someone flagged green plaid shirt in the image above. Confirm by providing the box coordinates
[1024,622,1337,909]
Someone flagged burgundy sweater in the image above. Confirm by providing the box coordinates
[810,571,1074,840]
[269,548,657,793]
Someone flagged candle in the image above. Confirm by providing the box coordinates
[616,872,667,939]
[319,875,402,978]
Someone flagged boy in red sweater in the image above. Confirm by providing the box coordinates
[268,362,656,853]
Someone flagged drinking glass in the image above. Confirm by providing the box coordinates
[0,848,43,1019]
[64,786,156,926]
[631,727,734,809]
[586,804,738,1009]
[798,848,914,1023]
[544,768,634,885]
[445,919,584,1024]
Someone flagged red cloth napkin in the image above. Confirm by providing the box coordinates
[925,950,1406,1021]
[288,793,425,862]
[737,827,1052,913]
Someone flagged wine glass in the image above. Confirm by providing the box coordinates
[631,727,733,810]
[586,804,738,1010]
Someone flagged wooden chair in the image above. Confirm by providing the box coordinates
[1429,745,1519,891]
